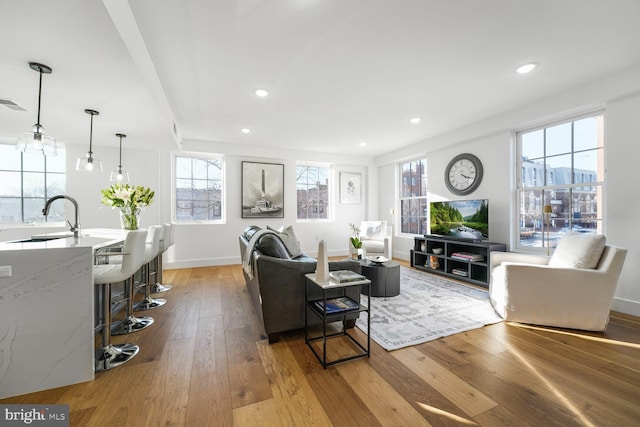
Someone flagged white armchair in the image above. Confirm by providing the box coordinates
[349,221,392,260]
[489,232,627,331]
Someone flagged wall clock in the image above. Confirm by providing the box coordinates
[445,153,483,195]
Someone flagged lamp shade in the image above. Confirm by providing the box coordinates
[543,205,553,214]
[110,133,129,181]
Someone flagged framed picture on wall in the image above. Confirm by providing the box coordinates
[242,161,284,218]
[339,171,361,204]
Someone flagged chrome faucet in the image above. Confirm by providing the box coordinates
[43,195,80,238]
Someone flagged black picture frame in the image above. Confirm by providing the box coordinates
[241,161,284,218]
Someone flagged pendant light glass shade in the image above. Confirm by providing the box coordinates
[76,109,102,172]
[110,133,129,182]
[16,62,57,156]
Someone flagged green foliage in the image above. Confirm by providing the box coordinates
[349,223,363,248]
[101,184,155,209]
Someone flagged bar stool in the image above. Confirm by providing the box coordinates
[111,227,155,335]
[93,229,147,372]
[134,225,166,311]
[151,223,173,293]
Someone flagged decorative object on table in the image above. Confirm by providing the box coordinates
[16,62,57,156]
[356,267,502,351]
[110,133,129,182]
[543,204,553,256]
[366,255,389,264]
[241,161,284,218]
[444,153,483,195]
[420,241,426,252]
[339,171,361,204]
[349,222,363,259]
[329,270,366,283]
[101,184,155,230]
[76,109,103,172]
[315,240,329,282]
[429,255,440,269]
[432,247,443,254]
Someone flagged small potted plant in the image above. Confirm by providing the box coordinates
[349,223,363,259]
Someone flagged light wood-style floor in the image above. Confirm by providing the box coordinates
[2,262,639,426]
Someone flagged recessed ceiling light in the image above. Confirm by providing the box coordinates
[241,128,251,134]
[516,63,538,74]
[410,117,421,124]
[254,88,269,97]
[359,142,367,147]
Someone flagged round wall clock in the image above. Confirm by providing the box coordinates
[445,153,483,195]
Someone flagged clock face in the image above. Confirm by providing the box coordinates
[445,154,483,195]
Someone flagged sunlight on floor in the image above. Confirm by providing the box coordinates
[509,346,597,427]
[416,402,478,425]
[508,322,640,349]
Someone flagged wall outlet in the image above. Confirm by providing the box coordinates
[0,265,12,278]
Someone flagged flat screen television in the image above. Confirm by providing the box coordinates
[429,199,489,241]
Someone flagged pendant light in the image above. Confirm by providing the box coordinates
[110,133,129,182]
[16,62,57,156]
[76,109,103,172]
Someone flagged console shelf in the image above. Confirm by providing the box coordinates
[411,235,507,288]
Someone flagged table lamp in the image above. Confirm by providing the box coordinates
[543,205,553,255]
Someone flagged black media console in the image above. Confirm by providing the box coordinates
[410,235,507,288]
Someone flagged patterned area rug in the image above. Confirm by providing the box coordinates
[356,267,503,351]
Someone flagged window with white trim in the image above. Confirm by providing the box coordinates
[174,154,224,222]
[0,143,66,224]
[399,158,427,234]
[516,113,604,251]
[296,164,330,220]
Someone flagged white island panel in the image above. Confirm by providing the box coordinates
[0,246,95,398]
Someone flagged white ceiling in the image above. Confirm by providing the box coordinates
[1,0,639,157]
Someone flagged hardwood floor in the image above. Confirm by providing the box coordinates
[2,263,639,426]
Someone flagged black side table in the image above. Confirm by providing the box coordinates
[359,260,401,297]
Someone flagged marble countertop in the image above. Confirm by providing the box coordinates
[0,228,127,251]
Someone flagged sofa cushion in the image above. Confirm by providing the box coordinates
[548,231,606,269]
[267,225,303,258]
[258,234,291,259]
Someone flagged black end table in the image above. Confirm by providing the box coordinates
[359,260,400,297]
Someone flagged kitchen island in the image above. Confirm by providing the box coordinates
[0,229,126,399]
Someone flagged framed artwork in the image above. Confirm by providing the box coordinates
[340,171,361,204]
[242,161,284,218]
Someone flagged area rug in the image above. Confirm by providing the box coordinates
[356,267,503,351]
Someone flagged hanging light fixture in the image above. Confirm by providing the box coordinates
[16,62,57,156]
[110,133,129,182]
[76,109,103,172]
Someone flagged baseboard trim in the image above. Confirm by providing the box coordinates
[612,297,640,317]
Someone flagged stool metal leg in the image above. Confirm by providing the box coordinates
[134,261,166,311]
[111,276,154,335]
[151,253,172,293]
[95,282,139,372]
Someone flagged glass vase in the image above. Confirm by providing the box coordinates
[120,208,141,230]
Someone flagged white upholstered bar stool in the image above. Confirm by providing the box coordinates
[151,223,174,293]
[134,225,166,311]
[93,229,146,372]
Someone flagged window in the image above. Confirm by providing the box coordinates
[0,144,66,224]
[399,159,427,234]
[296,164,329,220]
[174,154,224,222]
[516,113,604,250]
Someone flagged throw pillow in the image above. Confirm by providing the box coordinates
[548,231,606,269]
[267,225,303,258]
[362,221,386,239]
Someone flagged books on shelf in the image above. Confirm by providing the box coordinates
[314,296,359,314]
[451,268,468,277]
[451,252,484,262]
[329,270,366,283]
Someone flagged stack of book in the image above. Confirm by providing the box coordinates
[329,270,366,283]
[451,268,468,277]
[451,252,484,262]
[314,296,359,314]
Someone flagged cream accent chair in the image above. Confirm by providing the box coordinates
[489,232,627,331]
[349,220,392,260]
